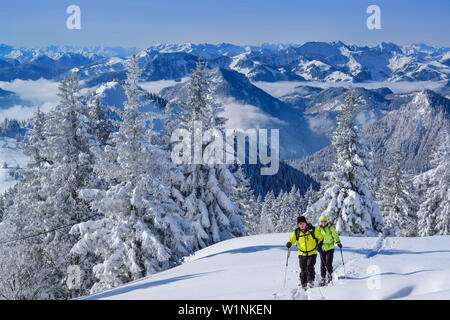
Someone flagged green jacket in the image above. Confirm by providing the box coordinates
[318,224,340,251]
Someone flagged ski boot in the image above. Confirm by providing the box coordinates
[300,283,308,291]
[327,274,333,284]
[308,280,314,289]
[319,278,327,287]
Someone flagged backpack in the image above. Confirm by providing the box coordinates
[295,225,319,247]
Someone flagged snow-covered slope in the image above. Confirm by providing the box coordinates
[0,136,28,193]
[84,233,450,300]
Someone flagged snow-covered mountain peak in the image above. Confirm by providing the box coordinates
[412,90,430,104]
[1,42,448,83]
[411,89,450,110]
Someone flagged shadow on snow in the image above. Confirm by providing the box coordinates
[343,247,450,256]
[343,269,435,280]
[383,286,415,300]
[197,245,286,260]
[84,271,220,300]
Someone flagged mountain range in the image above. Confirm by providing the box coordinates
[287,89,450,183]
[0,41,449,195]
[0,41,449,83]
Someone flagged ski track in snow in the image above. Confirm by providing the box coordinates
[83,234,450,300]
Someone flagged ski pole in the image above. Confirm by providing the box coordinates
[283,247,291,288]
[339,247,346,278]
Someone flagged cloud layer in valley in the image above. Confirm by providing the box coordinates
[0,79,60,121]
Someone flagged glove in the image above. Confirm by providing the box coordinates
[337,243,343,249]
[317,243,323,253]
[286,242,292,249]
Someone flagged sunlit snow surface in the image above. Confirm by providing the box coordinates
[84,233,450,300]
[0,137,28,193]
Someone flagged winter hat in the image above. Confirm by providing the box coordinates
[297,216,307,224]
[319,215,329,223]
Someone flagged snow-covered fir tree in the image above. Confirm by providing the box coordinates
[253,186,304,234]
[286,186,304,228]
[271,190,285,232]
[276,190,292,232]
[23,107,48,168]
[70,53,195,294]
[303,185,323,224]
[232,167,258,235]
[43,71,95,221]
[304,185,318,209]
[259,190,275,233]
[254,194,263,228]
[0,72,97,299]
[270,186,304,232]
[173,59,246,247]
[306,91,383,235]
[377,151,418,237]
[88,96,114,147]
[158,102,178,151]
[415,129,449,236]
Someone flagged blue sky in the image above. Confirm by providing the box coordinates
[1,0,449,47]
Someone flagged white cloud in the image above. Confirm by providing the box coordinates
[253,80,447,96]
[0,79,60,121]
[350,80,446,93]
[0,78,59,105]
[307,115,334,135]
[140,78,189,94]
[355,110,378,127]
[0,102,57,122]
[252,81,306,97]
[219,98,287,130]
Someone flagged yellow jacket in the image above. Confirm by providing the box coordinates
[288,224,324,256]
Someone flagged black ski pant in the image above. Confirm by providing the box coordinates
[319,249,334,278]
[298,254,317,285]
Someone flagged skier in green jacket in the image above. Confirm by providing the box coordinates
[318,215,342,286]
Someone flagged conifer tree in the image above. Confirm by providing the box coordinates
[0,72,96,299]
[259,191,275,233]
[378,151,418,236]
[70,54,194,294]
[306,91,383,235]
[416,129,449,235]
[232,167,258,235]
[173,59,246,247]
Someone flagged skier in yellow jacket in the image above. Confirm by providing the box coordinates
[318,215,342,286]
[286,216,324,289]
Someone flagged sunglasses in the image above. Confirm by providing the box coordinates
[320,220,327,223]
